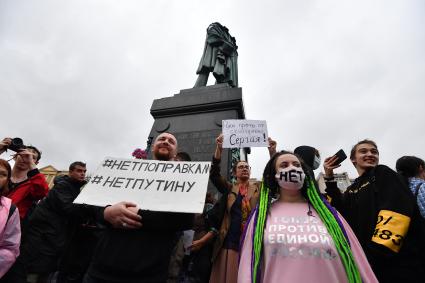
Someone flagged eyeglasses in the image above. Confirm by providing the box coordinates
[237,165,251,170]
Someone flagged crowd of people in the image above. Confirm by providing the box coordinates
[0,133,424,283]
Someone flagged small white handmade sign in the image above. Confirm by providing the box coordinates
[182,230,195,255]
[74,157,211,214]
[222,119,269,148]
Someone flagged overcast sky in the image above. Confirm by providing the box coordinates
[1,0,424,179]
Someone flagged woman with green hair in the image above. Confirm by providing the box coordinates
[238,151,377,283]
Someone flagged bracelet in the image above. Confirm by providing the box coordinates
[324,176,335,181]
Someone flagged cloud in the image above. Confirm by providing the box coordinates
[0,0,424,180]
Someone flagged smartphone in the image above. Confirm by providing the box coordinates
[332,149,347,165]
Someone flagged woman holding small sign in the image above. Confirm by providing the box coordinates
[201,133,259,283]
[238,151,377,283]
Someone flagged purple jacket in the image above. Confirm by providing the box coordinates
[0,197,21,278]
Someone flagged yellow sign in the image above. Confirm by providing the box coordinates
[371,210,410,253]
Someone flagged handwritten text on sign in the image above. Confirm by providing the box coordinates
[73,157,211,214]
[222,119,269,148]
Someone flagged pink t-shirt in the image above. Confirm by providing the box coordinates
[238,202,377,283]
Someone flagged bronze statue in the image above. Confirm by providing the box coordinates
[194,22,238,88]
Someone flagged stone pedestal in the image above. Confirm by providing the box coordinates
[148,84,247,192]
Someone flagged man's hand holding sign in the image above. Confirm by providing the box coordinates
[103,201,142,229]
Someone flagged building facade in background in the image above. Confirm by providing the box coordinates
[39,165,68,189]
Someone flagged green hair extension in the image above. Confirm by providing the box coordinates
[252,181,269,283]
[306,178,362,283]
[250,179,362,283]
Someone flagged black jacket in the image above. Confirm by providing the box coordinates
[88,210,193,283]
[22,175,102,273]
[205,157,229,233]
[326,165,425,282]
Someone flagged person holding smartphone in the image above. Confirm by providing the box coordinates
[323,140,425,283]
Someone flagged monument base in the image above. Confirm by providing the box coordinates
[148,84,247,192]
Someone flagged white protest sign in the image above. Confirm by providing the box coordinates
[74,157,211,214]
[182,230,195,255]
[222,119,269,148]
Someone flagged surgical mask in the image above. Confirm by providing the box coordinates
[275,166,305,190]
[312,155,321,170]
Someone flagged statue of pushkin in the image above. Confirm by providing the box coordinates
[194,22,238,88]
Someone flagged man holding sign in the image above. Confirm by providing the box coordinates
[84,133,194,283]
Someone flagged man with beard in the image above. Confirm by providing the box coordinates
[84,133,194,283]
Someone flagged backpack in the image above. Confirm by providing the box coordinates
[7,203,17,222]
